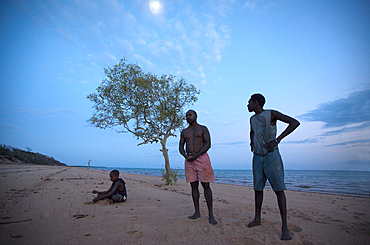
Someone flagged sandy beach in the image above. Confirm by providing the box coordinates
[0,164,369,244]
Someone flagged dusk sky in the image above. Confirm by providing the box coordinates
[1,0,369,171]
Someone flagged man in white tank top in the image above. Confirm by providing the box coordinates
[247,93,300,241]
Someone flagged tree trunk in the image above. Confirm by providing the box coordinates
[160,138,173,185]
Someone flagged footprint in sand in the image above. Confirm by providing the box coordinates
[228,221,242,228]
[354,212,366,216]
[181,226,200,239]
[332,219,344,222]
[127,230,143,238]
[182,228,192,238]
[301,215,313,221]
[292,210,313,221]
[133,231,143,238]
[276,222,302,232]
[85,199,111,205]
[215,218,225,235]
[234,237,264,245]
[130,216,138,229]
[288,223,303,232]
[73,214,88,219]
[202,225,210,234]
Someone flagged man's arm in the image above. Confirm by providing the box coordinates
[179,131,187,159]
[250,130,254,152]
[265,110,300,149]
[250,118,254,152]
[187,126,211,162]
[93,183,119,202]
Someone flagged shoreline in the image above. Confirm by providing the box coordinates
[1,164,369,244]
[76,165,370,198]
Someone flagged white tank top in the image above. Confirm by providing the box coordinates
[250,110,277,155]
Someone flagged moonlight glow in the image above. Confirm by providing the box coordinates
[149,1,163,15]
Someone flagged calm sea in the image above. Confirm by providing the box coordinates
[84,167,370,198]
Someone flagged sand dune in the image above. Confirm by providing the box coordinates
[0,164,369,244]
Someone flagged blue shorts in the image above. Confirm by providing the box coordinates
[111,194,127,202]
[252,149,286,192]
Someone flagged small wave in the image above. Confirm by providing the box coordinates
[297,185,311,189]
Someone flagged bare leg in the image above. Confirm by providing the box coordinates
[248,190,263,228]
[96,193,113,204]
[97,193,105,199]
[275,191,292,240]
[188,181,200,219]
[111,195,121,203]
[201,182,217,225]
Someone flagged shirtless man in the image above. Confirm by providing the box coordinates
[247,93,300,240]
[179,110,217,225]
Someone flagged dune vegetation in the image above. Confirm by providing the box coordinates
[0,145,66,166]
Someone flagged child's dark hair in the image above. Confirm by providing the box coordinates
[251,93,266,108]
[110,170,119,176]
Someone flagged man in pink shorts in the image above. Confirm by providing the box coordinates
[179,110,217,225]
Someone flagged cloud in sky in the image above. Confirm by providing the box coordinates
[19,0,230,84]
[341,160,370,165]
[222,119,243,125]
[300,88,370,129]
[244,1,257,10]
[213,141,246,148]
[320,121,370,137]
[325,138,370,147]
[208,0,236,17]
[18,108,76,117]
[283,138,319,144]
[244,0,275,12]
[198,109,218,115]
[0,123,18,131]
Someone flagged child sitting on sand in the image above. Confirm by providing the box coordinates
[92,170,127,203]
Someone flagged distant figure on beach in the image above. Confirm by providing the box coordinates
[92,170,127,203]
[179,110,218,225]
[247,93,300,240]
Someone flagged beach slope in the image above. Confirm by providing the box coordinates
[0,164,369,244]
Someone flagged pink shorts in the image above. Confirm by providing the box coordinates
[185,153,216,183]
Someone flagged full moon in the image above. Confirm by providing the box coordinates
[149,1,163,15]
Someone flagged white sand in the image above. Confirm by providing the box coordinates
[0,164,369,244]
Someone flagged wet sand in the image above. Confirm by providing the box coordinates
[0,164,369,244]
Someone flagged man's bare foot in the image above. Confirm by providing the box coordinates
[247,219,261,228]
[281,228,292,240]
[209,215,218,225]
[188,212,200,219]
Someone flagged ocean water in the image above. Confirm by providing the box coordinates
[85,167,370,198]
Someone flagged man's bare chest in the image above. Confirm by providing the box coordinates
[184,128,203,140]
